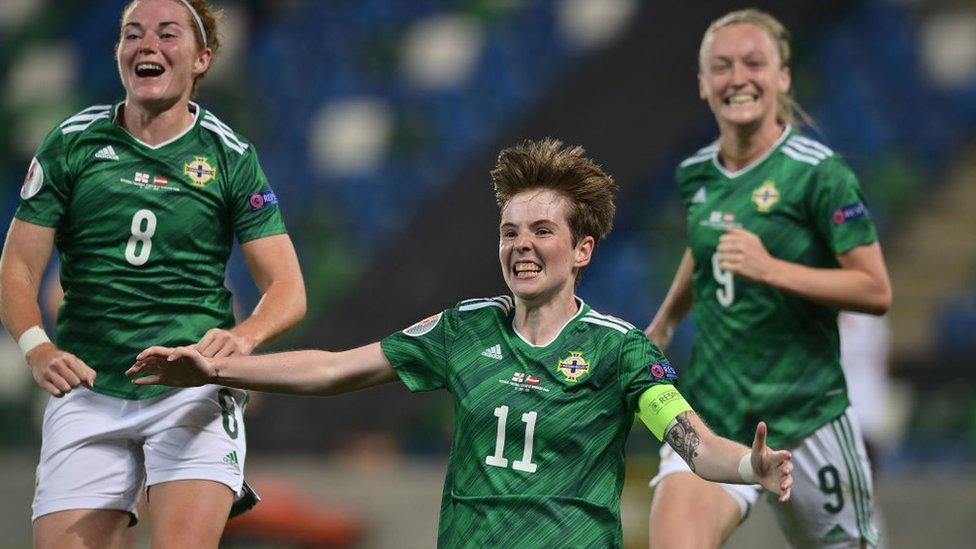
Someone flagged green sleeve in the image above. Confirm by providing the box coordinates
[14,126,73,228]
[380,308,455,392]
[618,329,677,413]
[808,157,878,255]
[227,144,287,243]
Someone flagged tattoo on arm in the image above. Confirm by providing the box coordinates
[666,413,701,472]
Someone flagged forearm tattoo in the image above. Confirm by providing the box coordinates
[666,413,701,472]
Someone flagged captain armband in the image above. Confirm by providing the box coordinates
[637,384,693,441]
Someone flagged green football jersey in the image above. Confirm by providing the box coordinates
[15,103,286,399]
[675,126,877,447]
[381,296,676,548]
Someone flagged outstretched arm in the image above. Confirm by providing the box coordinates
[665,411,793,502]
[637,385,792,501]
[644,248,694,349]
[127,342,398,396]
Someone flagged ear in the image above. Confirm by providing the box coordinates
[698,72,708,101]
[193,47,213,77]
[574,235,595,269]
[778,65,791,95]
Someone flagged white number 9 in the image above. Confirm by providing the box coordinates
[711,252,734,307]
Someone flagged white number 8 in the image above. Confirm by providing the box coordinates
[125,209,157,266]
[711,252,734,307]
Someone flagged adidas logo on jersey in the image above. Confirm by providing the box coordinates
[691,186,707,203]
[223,451,241,472]
[481,344,503,360]
[94,145,119,161]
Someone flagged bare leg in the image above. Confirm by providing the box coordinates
[147,479,234,549]
[650,472,742,549]
[34,509,131,549]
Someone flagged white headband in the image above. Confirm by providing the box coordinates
[177,0,207,47]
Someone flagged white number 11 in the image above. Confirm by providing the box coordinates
[485,405,538,473]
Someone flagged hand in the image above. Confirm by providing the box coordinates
[717,227,776,283]
[195,328,253,358]
[750,421,794,502]
[26,342,96,397]
[126,346,215,387]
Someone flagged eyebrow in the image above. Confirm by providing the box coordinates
[123,21,184,29]
[499,219,557,229]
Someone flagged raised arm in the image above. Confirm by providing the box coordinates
[196,233,307,357]
[0,219,96,395]
[637,385,792,500]
[644,248,694,349]
[665,411,792,501]
[718,229,891,315]
[127,341,399,396]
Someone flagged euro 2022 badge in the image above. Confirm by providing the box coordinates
[556,351,589,382]
[752,180,780,213]
[184,156,217,187]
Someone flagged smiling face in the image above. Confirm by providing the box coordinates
[499,189,594,306]
[117,0,211,110]
[699,23,790,131]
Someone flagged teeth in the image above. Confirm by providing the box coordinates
[135,63,165,76]
[514,262,541,278]
[728,95,755,105]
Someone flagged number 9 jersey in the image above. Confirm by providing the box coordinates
[15,103,286,399]
[381,296,677,548]
[675,127,877,448]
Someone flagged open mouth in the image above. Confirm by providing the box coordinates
[725,93,757,106]
[135,62,165,77]
[513,261,542,279]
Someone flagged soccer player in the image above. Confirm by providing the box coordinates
[644,9,892,549]
[0,1,306,547]
[128,138,793,548]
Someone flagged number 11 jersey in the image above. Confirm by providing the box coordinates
[381,296,675,548]
[15,103,286,399]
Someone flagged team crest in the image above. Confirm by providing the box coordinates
[183,156,217,187]
[751,180,780,212]
[556,352,589,382]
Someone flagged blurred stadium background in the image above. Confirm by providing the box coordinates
[1,0,975,546]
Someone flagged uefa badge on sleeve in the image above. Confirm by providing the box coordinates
[648,360,678,381]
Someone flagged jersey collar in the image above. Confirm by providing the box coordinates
[113,100,203,150]
[711,124,792,180]
[510,296,589,349]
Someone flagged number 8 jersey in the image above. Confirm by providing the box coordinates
[381,296,675,548]
[15,103,286,399]
[676,126,877,448]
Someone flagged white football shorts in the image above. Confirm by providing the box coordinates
[32,385,249,524]
[651,407,879,547]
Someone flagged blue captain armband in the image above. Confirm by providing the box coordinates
[637,384,693,441]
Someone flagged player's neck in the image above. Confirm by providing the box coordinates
[513,291,580,346]
[718,118,785,173]
[119,99,196,147]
